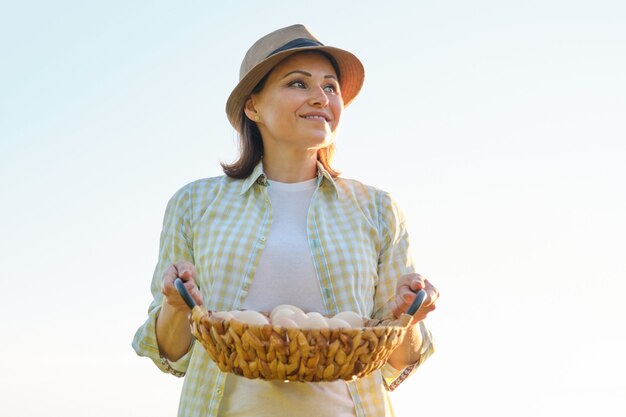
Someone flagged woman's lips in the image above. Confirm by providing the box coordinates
[300,112,330,122]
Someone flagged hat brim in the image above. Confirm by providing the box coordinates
[226,46,364,132]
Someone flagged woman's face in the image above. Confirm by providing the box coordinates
[246,52,344,154]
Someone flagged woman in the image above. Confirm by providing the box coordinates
[133,24,439,417]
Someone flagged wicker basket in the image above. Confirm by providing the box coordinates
[189,307,412,382]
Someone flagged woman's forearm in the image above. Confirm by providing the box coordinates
[387,321,424,369]
[156,302,193,362]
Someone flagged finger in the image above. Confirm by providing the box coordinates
[190,286,204,306]
[390,296,407,318]
[161,265,179,296]
[410,301,437,324]
[397,284,418,305]
[399,273,425,291]
[409,278,425,292]
[162,280,182,299]
[400,279,427,301]
[180,273,204,307]
[410,285,438,321]
[174,261,196,281]
[391,289,420,318]
[423,279,439,306]
[183,280,201,297]
[162,270,193,299]
[162,264,178,283]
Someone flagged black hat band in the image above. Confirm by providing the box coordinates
[267,38,324,57]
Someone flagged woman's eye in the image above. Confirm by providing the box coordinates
[323,85,338,93]
[288,80,306,88]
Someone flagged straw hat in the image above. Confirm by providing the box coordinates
[225,24,365,132]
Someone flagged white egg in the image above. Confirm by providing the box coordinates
[211,311,234,321]
[307,312,325,320]
[289,311,310,328]
[270,304,305,320]
[229,310,243,319]
[271,308,296,321]
[333,311,364,328]
[271,316,298,328]
[235,310,270,326]
[327,317,352,329]
[300,312,329,329]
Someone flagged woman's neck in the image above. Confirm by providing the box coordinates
[261,149,318,183]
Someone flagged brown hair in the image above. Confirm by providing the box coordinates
[221,52,341,179]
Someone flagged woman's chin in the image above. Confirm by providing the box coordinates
[302,131,334,148]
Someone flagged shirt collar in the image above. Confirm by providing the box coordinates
[239,160,339,197]
[240,161,268,194]
[315,161,339,196]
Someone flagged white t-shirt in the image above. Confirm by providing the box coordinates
[218,178,357,417]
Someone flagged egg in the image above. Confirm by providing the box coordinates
[271,316,298,328]
[327,317,352,329]
[234,310,270,326]
[304,312,329,329]
[229,310,243,319]
[270,304,305,321]
[289,311,310,328]
[211,311,234,321]
[271,308,297,321]
[333,311,364,328]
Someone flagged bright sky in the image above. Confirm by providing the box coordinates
[1,1,625,416]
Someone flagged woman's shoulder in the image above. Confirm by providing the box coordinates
[333,177,404,223]
[167,174,238,205]
[334,176,393,201]
[180,174,232,192]
[181,171,251,192]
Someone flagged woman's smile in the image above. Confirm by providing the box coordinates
[300,111,331,122]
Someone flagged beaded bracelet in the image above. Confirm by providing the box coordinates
[384,362,417,392]
[159,355,186,378]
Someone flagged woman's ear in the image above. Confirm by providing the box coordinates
[243,97,259,122]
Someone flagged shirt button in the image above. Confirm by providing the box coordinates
[260,236,266,242]
[242,284,249,291]
[216,388,222,395]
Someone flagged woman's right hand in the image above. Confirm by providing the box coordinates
[157,261,203,361]
[161,261,204,312]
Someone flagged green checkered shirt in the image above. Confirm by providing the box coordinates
[133,162,433,416]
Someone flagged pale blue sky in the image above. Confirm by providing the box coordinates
[1,1,625,416]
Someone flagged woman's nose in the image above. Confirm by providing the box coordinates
[309,85,330,107]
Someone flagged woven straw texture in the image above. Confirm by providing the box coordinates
[189,307,411,382]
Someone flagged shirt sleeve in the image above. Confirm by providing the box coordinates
[373,191,435,390]
[132,184,195,376]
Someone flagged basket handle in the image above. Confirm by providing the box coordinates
[174,278,197,309]
[175,280,425,314]
[406,289,427,316]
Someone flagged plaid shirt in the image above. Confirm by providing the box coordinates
[133,162,434,417]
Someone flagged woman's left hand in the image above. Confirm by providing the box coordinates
[390,273,439,324]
